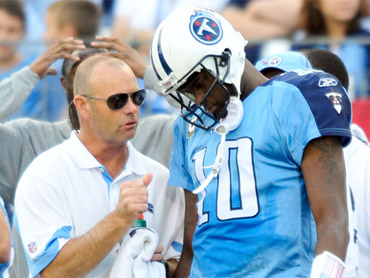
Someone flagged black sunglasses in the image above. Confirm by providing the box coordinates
[82,89,146,110]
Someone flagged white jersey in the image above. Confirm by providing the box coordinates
[14,132,184,277]
[343,126,370,278]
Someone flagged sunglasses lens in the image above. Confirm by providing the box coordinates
[107,94,128,110]
[132,90,146,106]
[106,90,146,110]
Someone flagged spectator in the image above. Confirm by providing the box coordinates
[41,0,102,120]
[43,0,102,43]
[150,8,351,277]
[14,54,183,277]
[0,0,61,121]
[295,0,370,98]
[0,38,85,122]
[23,0,104,43]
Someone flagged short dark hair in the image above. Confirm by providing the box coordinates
[48,0,101,40]
[298,0,370,35]
[301,48,349,90]
[0,0,25,27]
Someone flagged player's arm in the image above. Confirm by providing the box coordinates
[222,0,302,40]
[302,136,349,274]
[174,189,198,278]
[40,174,152,278]
[29,38,85,78]
[246,0,302,30]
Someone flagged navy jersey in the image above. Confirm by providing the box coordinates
[169,69,351,278]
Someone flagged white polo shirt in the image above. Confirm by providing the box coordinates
[14,132,184,278]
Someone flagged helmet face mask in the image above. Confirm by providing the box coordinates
[175,56,232,130]
[151,8,247,130]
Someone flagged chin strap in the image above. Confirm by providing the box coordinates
[192,97,243,194]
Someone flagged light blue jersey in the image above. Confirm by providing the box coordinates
[169,70,352,278]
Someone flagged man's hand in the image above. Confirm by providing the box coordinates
[116,173,152,226]
[30,37,85,78]
[91,36,148,79]
[150,243,164,262]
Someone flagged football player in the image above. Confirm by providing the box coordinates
[150,8,352,278]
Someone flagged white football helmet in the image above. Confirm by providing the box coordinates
[150,7,247,130]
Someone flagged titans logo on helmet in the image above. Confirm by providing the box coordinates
[189,10,223,45]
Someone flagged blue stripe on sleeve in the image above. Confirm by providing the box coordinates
[14,215,72,278]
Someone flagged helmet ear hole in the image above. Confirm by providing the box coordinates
[219,49,231,67]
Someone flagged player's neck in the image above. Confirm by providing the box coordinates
[240,59,268,100]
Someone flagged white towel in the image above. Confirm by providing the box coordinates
[110,228,166,278]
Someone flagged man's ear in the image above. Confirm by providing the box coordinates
[73,95,90,121]
[60,77,67,94]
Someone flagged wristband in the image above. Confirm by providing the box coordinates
[310,251,345,278]
[162,260,169,277]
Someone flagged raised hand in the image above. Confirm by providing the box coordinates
[116,173,153,226]
[91,36,148,79]
[30,37,85,78]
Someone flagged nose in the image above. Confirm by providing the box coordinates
[194,89,206,105]
[122,95,139,114]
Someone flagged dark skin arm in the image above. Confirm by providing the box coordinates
[174,189,198,278]
[302,136,349,260]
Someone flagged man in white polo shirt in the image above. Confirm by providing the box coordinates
[14,54,183,277]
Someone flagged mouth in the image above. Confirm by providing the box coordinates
[207,105,218,115]
[124,121,137,129]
